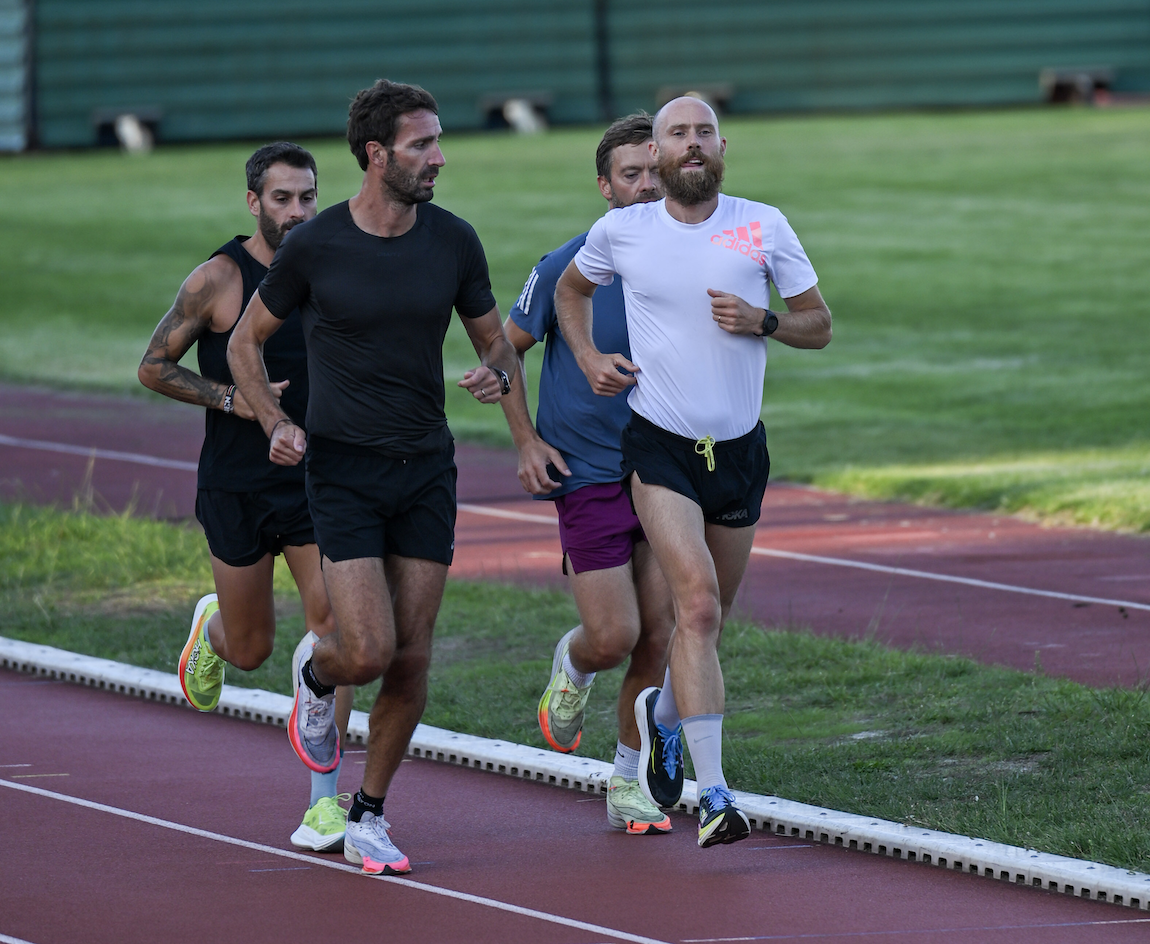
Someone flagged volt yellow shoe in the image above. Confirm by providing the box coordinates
[537,629,593,753]
[606,776,672,835]
[178,593,224,711]
[290,794,350,852]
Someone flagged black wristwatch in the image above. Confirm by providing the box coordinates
[760,311,779,337]
[493,368,511,396]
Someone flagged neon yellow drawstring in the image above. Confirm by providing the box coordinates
[694,435,716,472]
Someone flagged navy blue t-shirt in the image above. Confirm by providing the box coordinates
[510,232,632,499]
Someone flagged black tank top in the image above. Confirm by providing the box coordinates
[196,236,307,491]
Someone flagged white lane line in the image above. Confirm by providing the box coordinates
[0,934,39,944]
[6,435,1146,613]
[0,778,671,944]
[750,547,1150,612]
[0,434,198,472]
[458,502,557,525]
[457,501,1150,613]
[683,916,1150,941]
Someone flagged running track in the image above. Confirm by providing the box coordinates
[2,382,1147,688]
[3,382,1150,942]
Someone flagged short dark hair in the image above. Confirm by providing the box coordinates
[347,79,439,171]
[595,112,653,179]
[245,142,317,197]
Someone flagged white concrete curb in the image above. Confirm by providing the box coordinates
[4,634,1149,910]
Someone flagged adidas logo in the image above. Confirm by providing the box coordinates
[711,221,766,265]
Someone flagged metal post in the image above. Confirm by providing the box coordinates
[593,0,613,122]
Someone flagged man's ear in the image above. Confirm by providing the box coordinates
[365,140,389,169]
[246,190,260,218]
[597,175,613,203]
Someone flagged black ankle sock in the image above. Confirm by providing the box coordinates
[302,658,335,698]
[349,789,385,823]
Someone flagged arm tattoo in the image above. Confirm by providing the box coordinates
[140,267,230,409]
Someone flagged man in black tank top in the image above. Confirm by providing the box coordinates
[139,143,354,854]
[230,80,518,876]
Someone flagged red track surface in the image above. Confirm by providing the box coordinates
[4,382,1150,941]
[5,669,1150,944]
[3,382,1146,687]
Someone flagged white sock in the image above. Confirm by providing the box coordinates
[652,667,681,730]
[562,650,596,689]
[613,742,640,781]
[681,714,727,793]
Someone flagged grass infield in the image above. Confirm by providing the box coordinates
[4,500,1149,873]
[2,106,1149,528]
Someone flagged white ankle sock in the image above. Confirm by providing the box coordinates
[681,714,727,793]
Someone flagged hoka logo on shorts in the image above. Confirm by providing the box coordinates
[718,508,748,521]
[711,221,766,266]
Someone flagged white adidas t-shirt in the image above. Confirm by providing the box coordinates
[574,194,817,442]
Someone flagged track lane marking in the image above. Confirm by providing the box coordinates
[683,916,1150,940]
[4,434,1146,613]
[0,434,199,472]
[457,502,1150,612]
[748,547,1150,612]
[0,778,672,944]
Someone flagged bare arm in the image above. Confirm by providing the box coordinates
[138,257,284,419]
[226,290,305,466]
[499,317,571,495]
[554,261,638,396]
[708,284,832,349]
[456,305,519,403]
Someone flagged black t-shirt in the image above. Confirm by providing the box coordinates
[258,201,496,456]
[196,237,308,490]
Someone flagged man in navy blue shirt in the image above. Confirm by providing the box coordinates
[500,114,679,834]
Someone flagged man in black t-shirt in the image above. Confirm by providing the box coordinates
[229,80,517,876]
[138,143,353,853]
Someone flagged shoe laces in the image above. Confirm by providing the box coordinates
[658,724,682,780]
[313,794,350,827]
[360,811,394,839]
[700,785,736,814]
[198,651,223,686]
[552,679,590,720]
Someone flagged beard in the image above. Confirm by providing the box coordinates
[383,155,437,205]
[258,206,302,250]
[657,145,725,205]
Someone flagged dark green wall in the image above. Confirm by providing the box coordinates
[32,0,1150,148]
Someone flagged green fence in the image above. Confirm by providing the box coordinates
[26,0,1150,148]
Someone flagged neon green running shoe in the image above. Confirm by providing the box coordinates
[606,776,672,835]
[537,628,593,753]
[178,593,224,711]
[290,794,350,852]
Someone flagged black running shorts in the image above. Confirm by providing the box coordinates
[195,483,315,568]
[620,413,769,528]
[305,437,457,565]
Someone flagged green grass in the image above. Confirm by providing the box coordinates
[4,500,1150,872]
[4,107,1150,521]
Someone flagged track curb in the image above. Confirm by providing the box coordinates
[4,633,1149,910]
